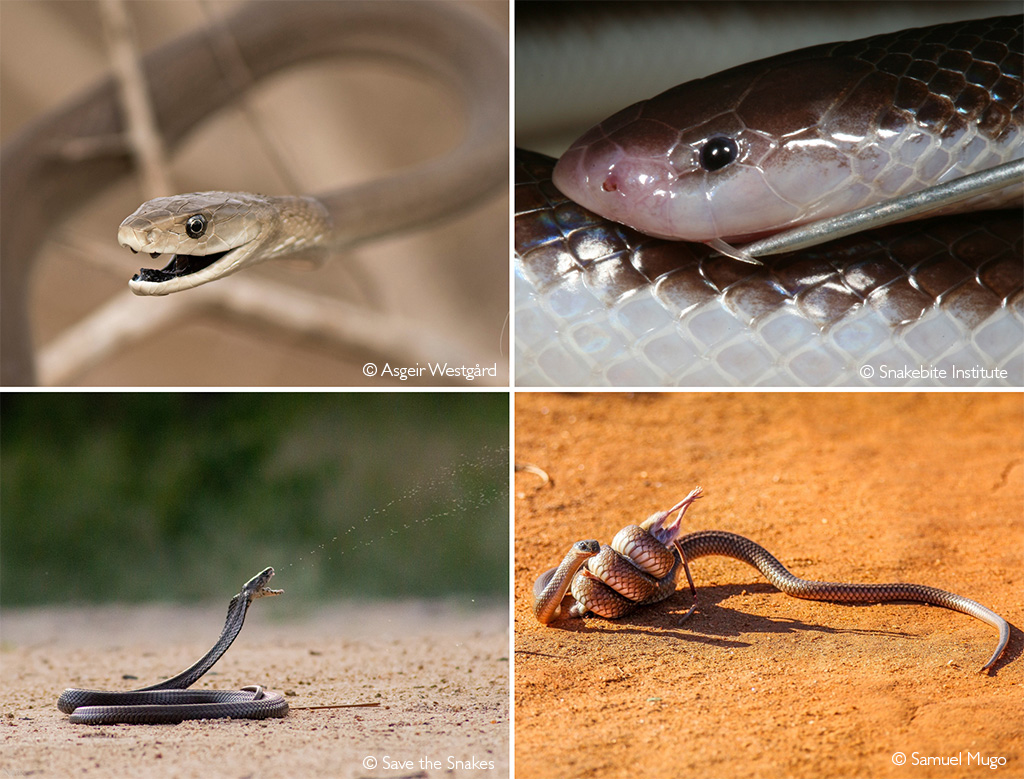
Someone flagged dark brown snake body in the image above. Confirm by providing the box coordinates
[533,493,1010,673]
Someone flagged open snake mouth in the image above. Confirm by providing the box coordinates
[131,249,231,283]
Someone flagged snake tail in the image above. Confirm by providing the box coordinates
[679,531,1010,673]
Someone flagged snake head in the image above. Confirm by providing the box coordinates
[119,192,330,296]
[242,567,283,601]
[573,539,601,557]
[639,486,704,546]
[118,192,275,295]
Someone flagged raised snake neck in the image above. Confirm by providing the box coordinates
[1,1,506,380]
[515,14,1023,387]
[533,524,1010,674]
[57,568,287,725]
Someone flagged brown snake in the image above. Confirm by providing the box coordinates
[533,488,1011,673]
[1,1,506,385]
[515,13,1022,386]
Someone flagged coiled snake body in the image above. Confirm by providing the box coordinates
[57,568,287,725]
[515,15,1023,386]
[533,489,1010,673]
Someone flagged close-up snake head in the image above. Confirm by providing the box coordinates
[638,486,704,547]
[118,191,333,297]
[119,191,276,296]
[551,56,879,244]
[552,15,1021,247]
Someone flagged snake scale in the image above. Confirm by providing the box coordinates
[58,568,287,725]
[515,13,1022,387]
[533,489,1011,673]
[1,1,506,384]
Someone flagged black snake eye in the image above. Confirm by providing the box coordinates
[185,214,207,239]
[699,136,739,172]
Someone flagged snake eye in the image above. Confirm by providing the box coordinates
[185,214,207,239]
[699,136,739,172]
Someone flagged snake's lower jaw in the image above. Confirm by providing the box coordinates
[126,246,248,295]
[132,249,231,282]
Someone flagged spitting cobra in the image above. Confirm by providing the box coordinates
[57,567,288,725]
[515,14,1023,386]
[533,489,1011,674]
[1,1,506,383]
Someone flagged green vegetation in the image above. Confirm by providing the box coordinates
[1,393,508,605]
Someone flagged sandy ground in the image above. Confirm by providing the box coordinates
[0,600,508,778]
[514,392,1023,779]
